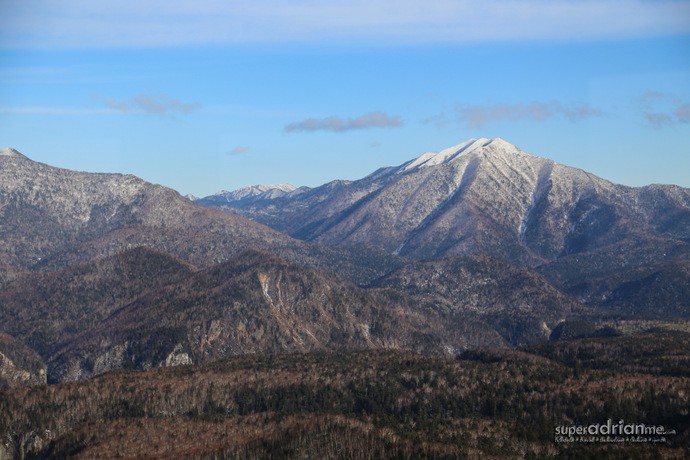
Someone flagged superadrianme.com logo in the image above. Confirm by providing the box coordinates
[555,419,676,444]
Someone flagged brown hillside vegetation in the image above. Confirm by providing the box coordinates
[1,330,688,459]
[372,254,589,345]
[0,333,46,389]
[0,248,528,383]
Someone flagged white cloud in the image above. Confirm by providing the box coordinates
[2,1,689,48]
[285,112,402,133]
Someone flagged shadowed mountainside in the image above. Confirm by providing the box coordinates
[371,255,589,345]
[1,248,516,383]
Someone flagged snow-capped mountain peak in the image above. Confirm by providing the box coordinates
[196,183,306,207]
[0,147,28,159]
[196,136,690,275]
[219,183,297,201]
[479,137,524,158]
[399,137,522,173]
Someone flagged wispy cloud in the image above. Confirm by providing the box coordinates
[228,146,251,155]
[101,94,200,116]
[676,104,690,124]
[421,113,451,128]
[644,112,675,129]
[455,101,604,129]
[102,99,130,113]
[285,112,402,133]
[2,1,689,48]
[0,96,200,117]
[637,90,690,129]
[638,89,669,107]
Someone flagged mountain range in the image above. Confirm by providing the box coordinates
[196,138,690,313]
[1,139,688,385]
[196,183,308,208]
[0,147,399,286]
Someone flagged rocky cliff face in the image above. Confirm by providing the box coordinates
[0,333,46,388]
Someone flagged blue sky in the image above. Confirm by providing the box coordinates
[1,1,689,196]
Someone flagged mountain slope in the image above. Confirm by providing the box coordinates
[0,247,196,361]
[0,150,400,286]
[198,138,690,312]
[1,248,507,382]
[2,246,591,383]
[202,138,690,261]
[372,255,588,345]
[559,256,690,318]
[0,332,46,388]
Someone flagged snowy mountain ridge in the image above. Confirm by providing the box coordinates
[0,147,28,159]
[215,183,297,200]
[398,138,520,173]
[195,183,310,208]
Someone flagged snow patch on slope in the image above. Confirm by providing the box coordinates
[0,147,28,159]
